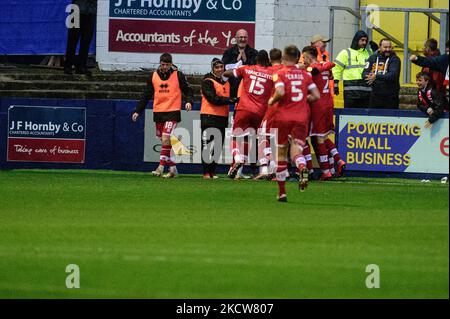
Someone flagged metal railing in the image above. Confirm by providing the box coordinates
[329,6,449,83]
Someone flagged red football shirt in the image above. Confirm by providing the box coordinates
[271,65,316,122]
[262,64,284,121]
[233,65,274,117]
[308,61,334,108]
[267,64,285,75]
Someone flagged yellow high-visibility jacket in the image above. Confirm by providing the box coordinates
[333,47,372,81]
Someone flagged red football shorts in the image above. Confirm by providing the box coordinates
[271,118,309,146]
[310,103,334,137]
[258,119,274,137]
[155,121,177,139]
[232,109,264,137]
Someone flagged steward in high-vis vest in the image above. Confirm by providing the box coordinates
[333,30,373,108]
[132,53,194,178]
[200,58,237,179]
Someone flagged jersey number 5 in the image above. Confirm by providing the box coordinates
[291,81,304,102]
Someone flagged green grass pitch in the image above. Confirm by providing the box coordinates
[0,169,448,298]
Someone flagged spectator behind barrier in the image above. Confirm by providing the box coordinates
[222,29,258,98]
[299,34,335,96]
[411,40,449,95]
[369,40,379,54]
[332,30,373,109]
[415,39,445,95]
[416,72,448,129]
[362,38,401,109]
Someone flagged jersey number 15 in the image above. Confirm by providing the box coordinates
[249,75,267,95]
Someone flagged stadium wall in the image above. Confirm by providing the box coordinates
[97,0,356,73]
[0,98,448,179]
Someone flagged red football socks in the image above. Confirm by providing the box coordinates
[317,143,330,173]
[160,145,172,166]
[325,139,341,163]
[303,143,314,171]
[276,161,288,196]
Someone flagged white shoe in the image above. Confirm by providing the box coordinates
[151,165,164,177]
[253,173,269,180]
[163,166,178,178]
[235,172,252,180]
[228,161,244,179]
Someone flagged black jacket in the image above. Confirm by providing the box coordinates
[222,44,258,98]
[134,67,194,123]
[362,52,401,97]
[200,73,233,128]
[222,44,258,66]
[417,86,448,124]
[413,54,449,76]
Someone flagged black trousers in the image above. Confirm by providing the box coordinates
[344,97,371,109]
[343,80,371,109]
[64,14,96,70]
[369,94,400,109]
[201,125,226,175]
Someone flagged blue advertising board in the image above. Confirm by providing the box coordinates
[336,109,449,174]
[7,106,86,163]
[1,98,447,179]
[0,0,95,55]
[8,106,86,140]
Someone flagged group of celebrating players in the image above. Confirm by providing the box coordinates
[224,45,346,202]
[132,44,347,202]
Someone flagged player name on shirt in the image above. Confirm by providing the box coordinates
[243,69,273,80]
[286,73,307,80]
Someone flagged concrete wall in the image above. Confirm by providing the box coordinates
[97,0,357,74]
[273,0,357,59]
